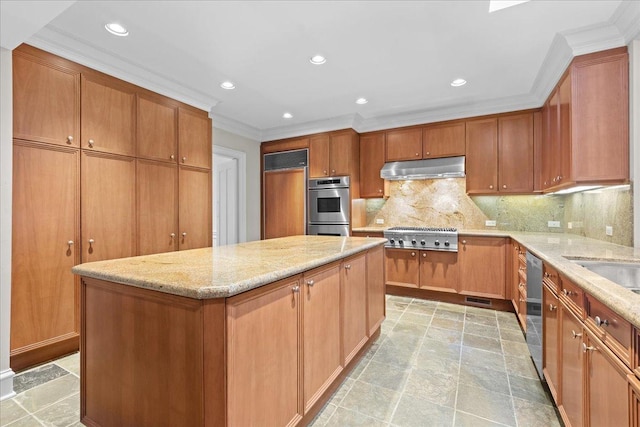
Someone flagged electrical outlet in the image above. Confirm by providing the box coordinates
[375,218,384,225]
[485,220,497,227]
[606,225,613,236]
[548,221,561,228]
[567,222,573,229]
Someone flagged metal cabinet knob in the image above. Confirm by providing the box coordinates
[518,283,525,289]
[307,280,315,286]
[519,298,526,302]
[88,239,95,244]
[67,136,73,143]
[519,266,525,271]
[67,240,74,246]
[170,155,175,160]
[571,330,582,339]
[182,232,187,237]
[549,304,557,311]
[422,253,427,258]
[88,139,94,147]
[489,185,494,189]
[292,285,300,293]
[345,264,351,270]
[462,240,467,245]
[502,184,507,189]
[411,252,416,257]
[170,233,176,238]
[594,316,609,327]
[182,156,187,163]
[425,151,430,156]
[544,272,550,278]
[562,289,574,297]
[378,189,382,193]
[415,153,419,156]
[331,169,336,174]
[583,343,597,353]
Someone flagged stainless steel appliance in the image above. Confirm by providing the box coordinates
[308,176,350,236]
[526,251,543,378]
[380,156,465,180]
[263,149,308,239]
[383,226,459,251]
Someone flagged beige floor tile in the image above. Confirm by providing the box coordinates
[1,399,29,426]
[32,393,79,427]
[391,393,455,427]
[4,415,43,427]
[52,353,79,377]
[339,380,400,422]
[14,376,79,414]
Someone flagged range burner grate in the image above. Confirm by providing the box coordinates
[386,226,458,233]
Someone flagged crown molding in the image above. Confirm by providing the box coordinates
[209,112,262,142]
[28,26,219,112]
[611,0,640,43]
[261,113,363,142]
[562,22,626,56]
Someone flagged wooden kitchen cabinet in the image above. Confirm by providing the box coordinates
[419,250,458,293]
[385,127,422,161]
[226,277,303,426]
[542,283,560,402]
[629,374,640,427]
[422,121,465,159]
[137,160,178,255]
[559,302,584,427]
[309,130,359,179]
[498,113,534,193]
[136,94,178,163]
[309,133,330,178]
[366,246,385,336]
[359,131,386,198]
[11,141,80,370]
[13,48,80,147]
[263,168,306,239]
[459,236,506,299]
[179,166,212,250]
[81,151,136,263]
[81,74,136,156]
[342,253,368,365]
[178,107,211,169]
[302,264,342,413]
[465,118,498,194]
[385,248,419,288]
[262,136,310,154]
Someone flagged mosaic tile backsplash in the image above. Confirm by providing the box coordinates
[364,179,633,247]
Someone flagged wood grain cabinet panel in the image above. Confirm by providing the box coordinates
[342,254,368,366]
[419,250,458,293]
[137,160,178,255]
[179,167,212,250]
[366,246,385,336]
[81,152,136,263]
[263,168,306,239]
[136,95,178,163]
[13,52,80,146]
[498,113,534,193]
[178,107,211,169]
[309,131,358,179]
[385,248,419,288]
[302,265,342,413]
[559,303,584,427]
[422,122,465,158]
[542,284,560,402]
[309,133,331,178]
[81,75,136,156]
[226,278,302,426]
[11,141,80,368]
[359,132,386,198]
[385,127,422,161]
[458,236,505,299]
[465,118,498,194]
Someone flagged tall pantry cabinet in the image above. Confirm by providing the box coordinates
[11,44,212,371]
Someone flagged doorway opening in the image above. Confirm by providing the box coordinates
[213,146,246,246]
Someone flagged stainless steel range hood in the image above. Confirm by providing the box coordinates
[380,156,465,180]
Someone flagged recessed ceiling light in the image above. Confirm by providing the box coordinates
[283,112,293,119]
[451,78,467,87]
[489,0,531,13]
[220,81,236,90]
[105,22,129,37]
[355,98,368,105]
[309,55,326,65]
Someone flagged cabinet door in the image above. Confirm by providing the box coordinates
[309,133,330,177]
[367,246,385,336]
[498,113,533,193]
[510,242,522,312]
[137,95,178,163]
[342,254,368,365]
[137,160,178,255]
[303,265,342,413]
[458,237,505,299]
[422,122,465,158]
[81,75,135,156]
[13,52,80,146]
[543,285,560,403]
[359,132,386,198]
[385,127,422,161]
[560,304,584,427]
[11,141,79,356]
[179,167,212,250]
[558,74,571,187]
[226,278,302,426]
[178,107,211,169]
[584,329,630,427]
[384,248,419,288]
[547,88,561,189]
[465,118,498,194]
[419,250,458,293]
[329,131,356,176]
[263,169,306,239]
[81,152,136,262]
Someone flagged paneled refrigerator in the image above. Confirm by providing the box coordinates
[262,149,308,239]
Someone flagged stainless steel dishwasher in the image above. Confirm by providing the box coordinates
[526,251,543,378]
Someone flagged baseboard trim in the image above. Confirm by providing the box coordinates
[0,369,16,401]
[386,285,515,312]
[10,333,79,372]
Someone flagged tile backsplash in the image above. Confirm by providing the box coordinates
[364,179,633,247]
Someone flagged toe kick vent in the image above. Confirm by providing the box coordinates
[465,296,492,307]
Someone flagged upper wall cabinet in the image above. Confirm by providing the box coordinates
[178,107,212,169]
[359,132,386,198]
[422,122,465,159]
[541,47,629,192]
[465,118,498,194]
[262,137,309,154]
[385,127,422,161]
[13,50,80,147]
[81,75,136,156]
[309,129,359,180]
[137,94,178,163]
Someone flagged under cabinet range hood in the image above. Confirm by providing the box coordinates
[380,156,465,180]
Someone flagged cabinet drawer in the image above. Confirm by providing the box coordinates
[585,294,632,367]
[543,264,560,294]
[559,276,584,317]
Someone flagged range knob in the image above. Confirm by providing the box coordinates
[411,239,417,245]
[420,240,426,246]
[434,240,440,246]
[389,238,395,244]
[398,239,404,245]
[444,241,450,247]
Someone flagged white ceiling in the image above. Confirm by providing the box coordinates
[2,1,640,141]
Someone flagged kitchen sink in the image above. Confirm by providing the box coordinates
[570,260,640,294]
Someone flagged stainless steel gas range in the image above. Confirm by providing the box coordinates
[383,227,459,252]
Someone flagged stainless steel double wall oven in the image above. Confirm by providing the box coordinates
[307,176,350,236]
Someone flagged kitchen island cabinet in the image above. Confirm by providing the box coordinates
[73,236,386,427]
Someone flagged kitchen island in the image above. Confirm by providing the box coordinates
[72,235,386,427]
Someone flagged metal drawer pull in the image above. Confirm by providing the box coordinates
[562,289,575,297]
[571,330,582,339]
[345,264,351,270]
[548,304,557,311]
[582,343,597,353]
[594,316,609,327]
[292,285,300,293]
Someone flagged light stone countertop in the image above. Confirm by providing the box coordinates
[72,236,386,299]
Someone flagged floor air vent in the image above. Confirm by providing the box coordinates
[465,296,492,307]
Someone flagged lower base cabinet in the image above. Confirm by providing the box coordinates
[559,304,584,427]
[384,249,458,292]
[459,236,506,299]
[542,284,560,402]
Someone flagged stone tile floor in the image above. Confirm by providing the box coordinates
[1,296,561,427]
